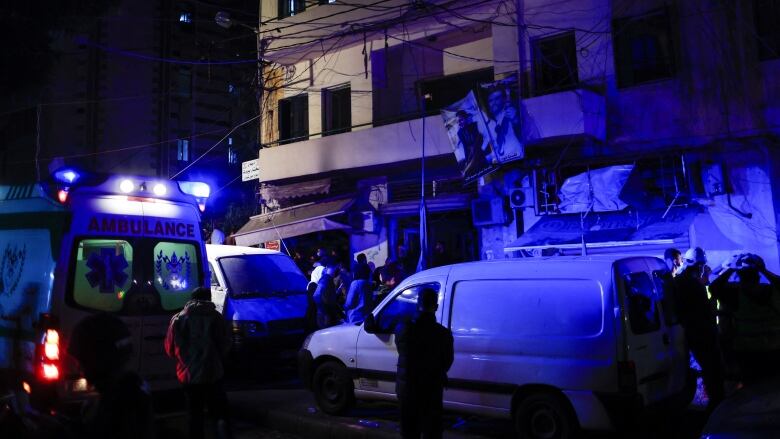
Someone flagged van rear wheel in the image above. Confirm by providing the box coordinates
[514,392,578,439]
[312,361,355,415]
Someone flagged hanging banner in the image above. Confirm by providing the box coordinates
[478,74,525,165]
[441,91,497,184]
[441,74,525,184]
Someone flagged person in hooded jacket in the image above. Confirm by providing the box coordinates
[165,287,231,439]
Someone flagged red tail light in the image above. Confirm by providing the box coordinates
[618,360,637,391]
[37,319,61,383]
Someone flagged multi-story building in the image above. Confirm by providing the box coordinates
[0,0,258,218]
[238,0,780,271]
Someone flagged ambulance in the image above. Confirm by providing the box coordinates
[0,170,210,407]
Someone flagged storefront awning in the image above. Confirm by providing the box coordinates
[505,207,699,254]
[259,178,331,202]
[234,197,354,246]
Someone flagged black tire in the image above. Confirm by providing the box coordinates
[513,391,579,439]
[312,361,355,415]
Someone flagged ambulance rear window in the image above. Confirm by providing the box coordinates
[72,239,134,312]
[153,241,201,310]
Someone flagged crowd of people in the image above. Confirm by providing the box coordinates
[662,247,780,410]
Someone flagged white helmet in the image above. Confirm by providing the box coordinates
[684,247,707,265]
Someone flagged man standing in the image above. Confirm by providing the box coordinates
[676,253,725,409]
[395,287,454,439]
[165,287,231,439]
[210,224,225,245]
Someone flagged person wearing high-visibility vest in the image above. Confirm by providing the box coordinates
[711,253,780,385]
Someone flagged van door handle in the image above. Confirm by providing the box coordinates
[662,334,670,345]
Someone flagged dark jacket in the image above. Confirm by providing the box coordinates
[675,265,717,333]
[395,312,454,395]
[165,299,228,384]
[344,279,372,323]
[83,371,155,439]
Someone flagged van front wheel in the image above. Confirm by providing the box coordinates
[312,361,355,415]
[514,392,578,439]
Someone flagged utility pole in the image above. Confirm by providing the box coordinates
[516,0,526,115]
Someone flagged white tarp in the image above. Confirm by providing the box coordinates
[558,164,634,213]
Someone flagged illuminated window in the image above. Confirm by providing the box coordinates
[153,242,201,310]
[177,139,189,161]
[278,0,305,18]
[179,12,192,23]
[228,147,238,164]
[72,239,134,312]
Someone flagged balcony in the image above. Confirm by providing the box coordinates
[258,115,453,182]
[258,88,606,183]
[523,88,606,142]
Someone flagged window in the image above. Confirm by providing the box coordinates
[153,242,201,310]
[278,0,305,18]
[72,239,134,312]
[228,147,237,164]
[417,68,494,114]
[653,270,679,325]
[532,32,578,94]
[376,283,440,333]
[279,94,308,144]
[177,139,189,161]
[624,272,661,334]
[217,254,307,298]
[179,12,192,23]
[209,263,221,287]
[754,0,780,60]
[321,84,351,136]
[613,10,676,88]
[176,68,192,98]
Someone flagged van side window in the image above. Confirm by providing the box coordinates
[653,269,679,326]
[624,272,661,334]
[152,242,202,311]
[72,239,134,312]
[209,263,220,287]
[376,283,440,334]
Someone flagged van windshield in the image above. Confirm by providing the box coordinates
[218,254,307,298]
[70,238,202,314]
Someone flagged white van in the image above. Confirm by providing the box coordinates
[299,256,693,437]
[0,171,210,407]
[205,244,308,357]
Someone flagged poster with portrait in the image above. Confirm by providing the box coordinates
[441,91,497,184]
[441,75,525,184]
[477,74,525,164]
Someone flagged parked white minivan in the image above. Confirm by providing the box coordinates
[299,256,694,437]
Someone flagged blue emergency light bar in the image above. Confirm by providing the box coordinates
[178,181,210,198]
[53,168,81,184]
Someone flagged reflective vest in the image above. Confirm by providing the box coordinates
[732,287,780,352]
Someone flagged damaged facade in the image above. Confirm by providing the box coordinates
[236,0,780,272]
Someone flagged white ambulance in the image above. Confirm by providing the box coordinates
[0,170,210,407]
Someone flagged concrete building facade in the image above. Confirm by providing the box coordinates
[242,0,780,271]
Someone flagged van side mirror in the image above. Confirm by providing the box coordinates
[364,314,378,334]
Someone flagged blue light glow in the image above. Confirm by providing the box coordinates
[178,181,211,198]
[54,168,80,184]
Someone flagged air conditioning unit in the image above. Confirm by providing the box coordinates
[471,197,508,226]
[509,187,535,209]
